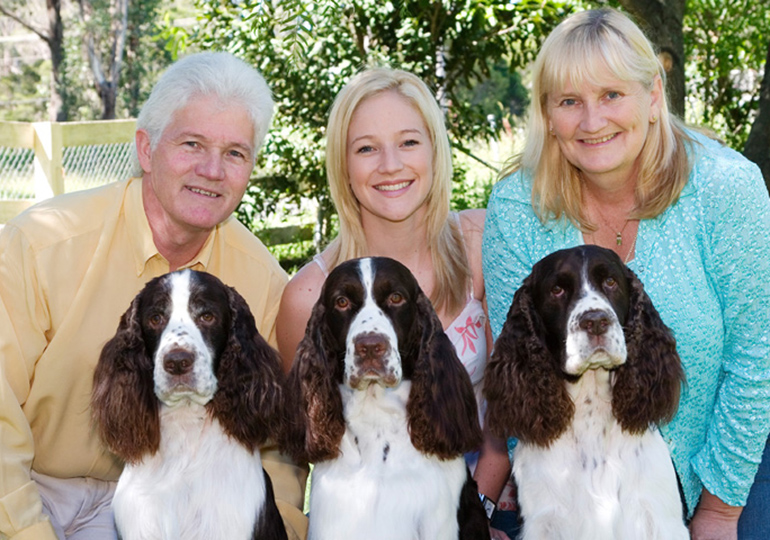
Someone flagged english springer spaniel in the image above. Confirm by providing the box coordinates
[91,270,287,540]
[484,245,688,540]
[282,257,490,540]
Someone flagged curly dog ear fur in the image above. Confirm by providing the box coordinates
[281,301,345,463]
[209,286,285,452]
[92,294,160,464]
[612,267,685,433]
[407,291,483,459]
[483,279,574,447]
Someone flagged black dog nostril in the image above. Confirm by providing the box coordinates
[163,349,195,375]
[579,310,611,336]
[354,334,388,360]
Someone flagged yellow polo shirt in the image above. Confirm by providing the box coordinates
[0,178,308,540]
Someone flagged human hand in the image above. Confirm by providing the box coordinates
[688,489,742,540]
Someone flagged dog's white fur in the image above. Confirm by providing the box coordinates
[513,369,686,540]
[114,406,268,540]
[309,382,468,540]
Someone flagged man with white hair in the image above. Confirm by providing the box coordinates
[0,52,307,540]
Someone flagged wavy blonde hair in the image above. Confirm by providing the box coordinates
[324,67,470,315]
[501,8,693,229]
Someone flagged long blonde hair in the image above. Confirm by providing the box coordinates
[325,67,470,315]
[501,8,693,229]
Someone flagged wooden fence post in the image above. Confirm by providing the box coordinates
[32,121,65,199]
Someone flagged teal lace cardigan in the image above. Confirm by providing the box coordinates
[482,131,770,515]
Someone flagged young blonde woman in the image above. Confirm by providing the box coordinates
[482,8,770,540]
[276,67,515,539]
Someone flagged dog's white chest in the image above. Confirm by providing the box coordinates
[112,405,267,540]
[513,371,688,540]
[307,383,467,540]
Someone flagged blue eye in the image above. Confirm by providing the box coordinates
[356,145,374,154]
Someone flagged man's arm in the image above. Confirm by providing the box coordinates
[0,226,58,540]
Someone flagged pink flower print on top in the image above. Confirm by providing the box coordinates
[455,316,482,357]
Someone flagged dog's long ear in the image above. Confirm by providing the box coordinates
[483,279,573,447]
[613,267,685,433]
[91,294,159,464]
[210,286,285,451]
[407,291,483,459]
[281,300,345,463]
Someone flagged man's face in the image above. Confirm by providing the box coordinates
[138,94,256,237]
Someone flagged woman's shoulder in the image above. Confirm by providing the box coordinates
[489,169,533,203]
[281,257,327,310]
[458,208,485,232]
[688,130,762,191]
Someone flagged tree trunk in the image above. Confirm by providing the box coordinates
[619,0,687,118]
[0,0,68,120]
[743,40,770,193]
[46,0,67,121]
[80,0,129,119]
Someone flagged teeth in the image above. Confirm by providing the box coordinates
[584,134,616,145]
[189,187,218,198]
[376,181,411,192]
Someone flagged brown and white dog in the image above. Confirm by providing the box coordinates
[282,257,489,540]
[484,245,688,540]
[92,270,287,540]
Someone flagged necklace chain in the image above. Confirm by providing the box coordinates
[623,232,637,264]
[593,208,632,246]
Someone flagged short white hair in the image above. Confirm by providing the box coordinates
[131,51,274,176]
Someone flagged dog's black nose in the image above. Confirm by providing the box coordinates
[579,310,611,336]
[163,349,195,375]
[354,333,389,361]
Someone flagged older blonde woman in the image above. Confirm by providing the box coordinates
[277,67,515,539]
[483,8,770,540]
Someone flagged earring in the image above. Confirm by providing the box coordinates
[650,115,658,124]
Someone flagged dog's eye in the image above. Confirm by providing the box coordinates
[148,313,165,327]
[551,285,565,298]
[388,292,404,306]
[335,296,350,310]
[604,277,618,288]
[199,312,215,323]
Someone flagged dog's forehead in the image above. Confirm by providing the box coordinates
[323,257,417,299]
[322,260,367,301]
[138,272,174,309]
[535,246,623,277]
[186,271,230,306]
[369,257,417,293]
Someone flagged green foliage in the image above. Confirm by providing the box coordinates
[684,0,770,149]
[190,0,573,249]
[0,60,49,121]
[0,0,180,121]
[121,0,177,117]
